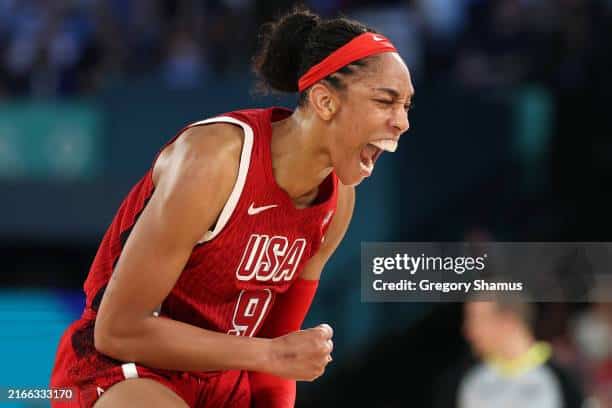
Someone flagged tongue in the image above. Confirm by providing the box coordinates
[360,144,378,166]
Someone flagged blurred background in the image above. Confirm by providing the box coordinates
[1,0,611,406]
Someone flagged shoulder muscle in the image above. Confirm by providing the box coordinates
[152,123,244,245]
[98,123,244,324]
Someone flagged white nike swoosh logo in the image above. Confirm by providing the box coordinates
[372,35,385,41]
[248,203,279,215]
[321,211,334,227]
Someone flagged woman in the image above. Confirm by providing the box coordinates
[51,7,414,408]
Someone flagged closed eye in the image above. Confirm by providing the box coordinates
[374,99,413,114]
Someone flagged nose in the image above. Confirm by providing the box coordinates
[390,106,409,134]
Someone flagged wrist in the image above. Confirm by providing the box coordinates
[246,337,277,374]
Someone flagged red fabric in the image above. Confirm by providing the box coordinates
[50,316,251,407]
[250,278,319,408]
[249,373,296,408]
[298,32,397,92]
[50,107,339,402]
[258,278,319,336]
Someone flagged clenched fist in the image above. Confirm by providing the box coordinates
[268,324,334,381]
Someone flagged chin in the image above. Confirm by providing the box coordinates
[345,179,363,187]
[333,157,369,186]
[336,169,365,187]
[471,344,493,358]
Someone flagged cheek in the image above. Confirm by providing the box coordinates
[329,114,362,167]
[336,103,378,144]
[336,112,361,146]
[483,324,502,344]
[465,322,482,341]
[328,104,381,184]
[468,321,494,342]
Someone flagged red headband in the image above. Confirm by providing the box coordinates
[297,32,397,92]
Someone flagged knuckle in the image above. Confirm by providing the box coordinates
[319,323,333,337]
[306,328,322,340]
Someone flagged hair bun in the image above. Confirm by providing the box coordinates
[253,8,321,93]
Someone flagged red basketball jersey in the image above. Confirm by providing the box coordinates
[83,106,338,339]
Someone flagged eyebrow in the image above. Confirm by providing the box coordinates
[373,87,414,102]
[374,87,400,98]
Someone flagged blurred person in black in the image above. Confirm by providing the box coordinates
[435,300,585,408]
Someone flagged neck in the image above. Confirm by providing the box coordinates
[270,108,334,203]
[487,337,551,378]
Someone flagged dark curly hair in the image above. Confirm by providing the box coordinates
[252,6,378,105]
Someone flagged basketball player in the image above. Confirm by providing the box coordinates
[50,7,414,408]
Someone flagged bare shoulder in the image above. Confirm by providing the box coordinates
[146,122,246,246]
[153,123,244,187]
[94,122,249,354]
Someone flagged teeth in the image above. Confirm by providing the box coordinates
[369,139,398,153]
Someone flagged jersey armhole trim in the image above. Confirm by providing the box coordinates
[189,116,254,243]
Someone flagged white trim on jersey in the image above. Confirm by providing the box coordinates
[121,362,139,379]
[188,116,254,243]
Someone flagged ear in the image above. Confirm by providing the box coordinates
[308,83,340,121]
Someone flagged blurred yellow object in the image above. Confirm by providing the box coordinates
[487,341,552,378]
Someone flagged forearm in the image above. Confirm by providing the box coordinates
[250,278,319,407]
[95,314,271,373]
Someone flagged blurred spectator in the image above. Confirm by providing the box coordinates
[572,303,612,407]
[350,1,424,80]
[453,0,537,88]
[435,300,586,408]
[162,26,207,88]
[416,0,466,40]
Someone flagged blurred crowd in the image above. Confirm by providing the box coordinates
[1,0,611,97]
[0,0,255,97]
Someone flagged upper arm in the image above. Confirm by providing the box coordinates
[96,124,243,337]
[299,183,355,280]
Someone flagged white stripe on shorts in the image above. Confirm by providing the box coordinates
[121,363,139,379]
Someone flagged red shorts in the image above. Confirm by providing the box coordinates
[50,314,251,407]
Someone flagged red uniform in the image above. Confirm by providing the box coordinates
[50,107,338,407]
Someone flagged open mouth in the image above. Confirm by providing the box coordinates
[359,139,398,175]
